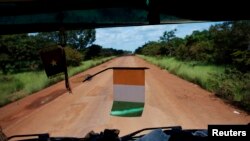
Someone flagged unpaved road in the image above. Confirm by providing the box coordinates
[0,56,249,137]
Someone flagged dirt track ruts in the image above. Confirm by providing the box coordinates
[0,56,249,137]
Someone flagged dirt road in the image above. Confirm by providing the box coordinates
[0,56,249,137]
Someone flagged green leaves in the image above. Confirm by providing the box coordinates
[136,21,250,72]
[64,47,83,66]
[159,29,177,42]
[209,68,250,111]
[36,29,96,50]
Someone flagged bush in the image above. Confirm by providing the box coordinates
[0,75,24,106]
[83,44,102,60]
[0,56,115,107]
[209,68,250,111]
[64,47,83,66]
[140,55,250,112]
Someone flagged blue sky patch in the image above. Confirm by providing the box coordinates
[94,22,223,52]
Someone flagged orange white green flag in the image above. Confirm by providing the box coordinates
[111,67,148,117]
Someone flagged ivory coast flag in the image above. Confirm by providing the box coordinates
[111,67,148,117]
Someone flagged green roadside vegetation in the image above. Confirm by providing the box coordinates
[0,29,130,107]
[0,57,114,107]
[139,55,225,91]
[135,21,250,112]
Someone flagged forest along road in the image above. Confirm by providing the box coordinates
[0,56,249,138]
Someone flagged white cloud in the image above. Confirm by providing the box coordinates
[94,22,221,52]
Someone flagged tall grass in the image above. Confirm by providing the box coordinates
[0,56,115,107]
[0,76,24,105]
[139,55,224,91]
[139,55,250,112]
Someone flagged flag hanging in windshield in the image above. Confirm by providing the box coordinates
[40,46,65,77]
[111,67,147,117]
[40,45,71,93]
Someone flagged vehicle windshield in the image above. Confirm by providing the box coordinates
[0,21,249,139]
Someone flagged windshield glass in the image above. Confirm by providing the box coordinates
[0,21,250,138]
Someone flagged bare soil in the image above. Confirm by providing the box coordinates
[0,56,249,138]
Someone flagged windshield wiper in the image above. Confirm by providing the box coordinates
[7,133,85,141]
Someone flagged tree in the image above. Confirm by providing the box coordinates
[0,34,41,73]
[159,29,177,56]
[35,32,59,43]
[139,41,162,56]
[0,35,12,74]
[209,22,232,64]
[84,44,102,60]
[67,29,96,50]
[183,30,214,61]
[64,47,83,66]
[160,29,177,42]
[134,47,143,54]
[100,48,128,56]
[230,21,250,71]
[135,21,250,72]
[36,29,96,50]
[0,29,128,74]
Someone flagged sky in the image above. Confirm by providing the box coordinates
[94,22,222,52]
